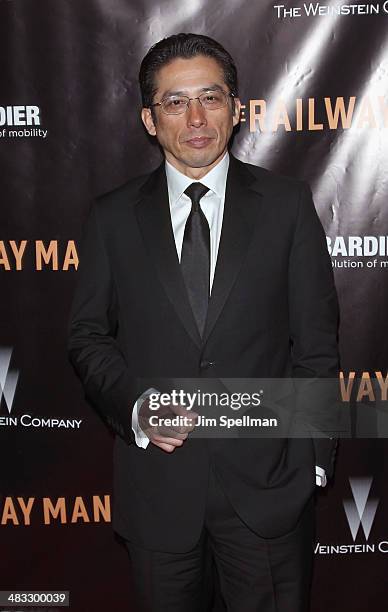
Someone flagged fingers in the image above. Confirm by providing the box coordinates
[152,434,185,445]
[151,434,186,453]
[154,442,175,453]
[150,407,198,435]
[158,423,192,437]
[161,406,198,434]
[141,404,199,453]
[169,403,199,420]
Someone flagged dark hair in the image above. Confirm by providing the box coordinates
[139,33,238,109]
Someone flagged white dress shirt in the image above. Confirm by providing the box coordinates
[130,151,326,487]
[165,149,228,289]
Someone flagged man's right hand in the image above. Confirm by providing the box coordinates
[138,397,198,453]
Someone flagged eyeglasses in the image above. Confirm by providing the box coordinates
[150,90,235,115]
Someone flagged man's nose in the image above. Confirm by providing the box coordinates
[186,98,207,127]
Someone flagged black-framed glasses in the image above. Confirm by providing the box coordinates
[150,90,235,115]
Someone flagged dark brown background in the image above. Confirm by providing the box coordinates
[1,1,387,610]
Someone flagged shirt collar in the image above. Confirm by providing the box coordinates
[165,151,230,207]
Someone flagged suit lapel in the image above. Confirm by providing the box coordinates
[202,154,263,344]
[135,162,202,348]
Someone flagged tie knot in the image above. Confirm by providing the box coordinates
[184,182,209,211]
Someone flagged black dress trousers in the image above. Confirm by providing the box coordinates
[125,462,315,612]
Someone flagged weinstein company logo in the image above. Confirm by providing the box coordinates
[343,478,378,541]
[0,347,82,430]
[0,347,18,415]
[315,477,388,555]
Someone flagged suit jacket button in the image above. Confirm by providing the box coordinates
[200,360,215,370]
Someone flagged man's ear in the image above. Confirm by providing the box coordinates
[141,107,157,136]
[232,97,241,127]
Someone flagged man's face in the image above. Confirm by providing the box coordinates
[141,55,241,179]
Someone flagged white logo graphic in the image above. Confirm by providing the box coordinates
[0,347,19,414]
[343,477,379,541]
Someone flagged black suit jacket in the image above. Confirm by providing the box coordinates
[68,153,340,552]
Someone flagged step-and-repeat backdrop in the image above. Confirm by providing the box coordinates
[1,1,387,610]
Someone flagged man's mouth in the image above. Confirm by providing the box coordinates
[184,136,213,148]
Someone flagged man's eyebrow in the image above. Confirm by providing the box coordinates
[159,83,225,99]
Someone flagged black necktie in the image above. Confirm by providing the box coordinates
[180,182,210,337]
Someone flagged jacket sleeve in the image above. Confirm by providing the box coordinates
[288,181,342,479]
[67,202,138,444]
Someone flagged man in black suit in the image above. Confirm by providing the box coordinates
[68,33,339,612]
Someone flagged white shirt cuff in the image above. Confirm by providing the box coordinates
[131,387,159,449]
[315,465,327,487]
